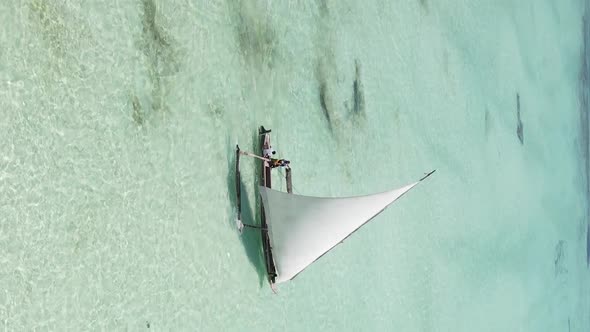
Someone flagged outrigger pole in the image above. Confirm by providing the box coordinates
[242,224,267,230]
[235,145,243,232]
[238,150,271,162]
[235,145,273,232]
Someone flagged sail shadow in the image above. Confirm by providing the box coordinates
[226,138,266,287]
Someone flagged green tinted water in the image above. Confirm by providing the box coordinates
[1,0,588,331]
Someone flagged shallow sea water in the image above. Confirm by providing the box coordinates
[0,0,589,331]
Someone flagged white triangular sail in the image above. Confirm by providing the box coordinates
[259,179,425,284]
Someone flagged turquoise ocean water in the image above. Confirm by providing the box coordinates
[1,0,589,331]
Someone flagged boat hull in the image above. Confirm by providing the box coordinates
[259,127,277,285]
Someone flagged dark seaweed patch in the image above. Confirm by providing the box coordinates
[418,0,429,12]
[140,0,180,77]
[319,82,331,123]
[516,93,524,144]
[554,240,567,276]
[141,0,167,49]
[228,0,277,70]
[132,95,144,126]
[140,0,163,113]
[208,103,225,124]
[315,62,333,132]
[312,1,338,134]
[132,0,181,123]
[28,0,91,72]
[29,0,68,57]
[317,0,329,17]
[351,59,365,116]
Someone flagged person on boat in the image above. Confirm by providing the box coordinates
[270,158,290,169]
[263,146,276,158]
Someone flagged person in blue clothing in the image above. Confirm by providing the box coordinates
[270,158,290,169]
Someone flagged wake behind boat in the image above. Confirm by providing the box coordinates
[235,126,435,291]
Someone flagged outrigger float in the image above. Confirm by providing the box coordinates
[235,126,435,292]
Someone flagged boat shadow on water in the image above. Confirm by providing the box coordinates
[226,133,266,287]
